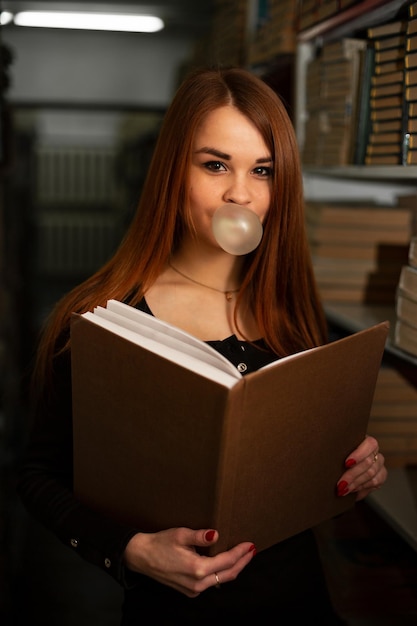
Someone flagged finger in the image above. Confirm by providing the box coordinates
[202,543,256,591]
[344,434,379,468]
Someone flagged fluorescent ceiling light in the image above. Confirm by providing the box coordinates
[13,11,165,33]
[0,11,13,25]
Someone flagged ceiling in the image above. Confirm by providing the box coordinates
[2,1,216,36]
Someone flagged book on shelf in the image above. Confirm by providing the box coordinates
[374,47,405,65]
[407,17,417,36]
[366,143,403,155]
[305,201,413,228]
[406,84,417,100]
[355,56,398,165]
[405,133,417,149]
[373,118,403,133]
[319,37,366,63]
[405,50,417,68]
[370,93,403,109]
[70,301,389,555]
[371,82,404,97]
[310,242,409,262]
[367,19,407,40]
[317,284,397,304]
[404,67,417,84]
[406,116,417,133]
[307,222,410,245]
[411,2,417,18]
[370,106,403,121]
[375,33,406,51]
[373,59,405,74]
[396,288,417,329]
[406,33,417,52]
[368,131,402,144]
[364,153,402,165]
[409,236,417,267]
[408,101,417,116]
[394,319,417,357]
[398,263,417,298]
[368,366,417,467]
[303,37,367,166]
[372,68,405,86]
[405,148,417,164]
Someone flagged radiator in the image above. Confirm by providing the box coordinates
[35,145,118,205]
[36,212,123,275]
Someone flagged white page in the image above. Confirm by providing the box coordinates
[105,300,240,376]
[81,311,240,388]
[93,305,239,378]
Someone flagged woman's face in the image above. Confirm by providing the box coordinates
[188,105,272,249]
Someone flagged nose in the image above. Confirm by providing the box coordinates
[223,176,251,206]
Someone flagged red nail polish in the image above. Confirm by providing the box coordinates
[205,530,215,541]
[345,458,356,468]
[248,544,256,555]
[337,480,349,496]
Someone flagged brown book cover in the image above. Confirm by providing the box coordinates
[71,304,389,555]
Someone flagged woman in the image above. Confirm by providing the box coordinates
[18,67,387,624]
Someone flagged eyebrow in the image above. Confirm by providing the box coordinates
[195,147,273,164]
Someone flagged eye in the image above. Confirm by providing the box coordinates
[253,166,273,177]
[203,160,227,172]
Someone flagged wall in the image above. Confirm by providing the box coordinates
[2,25,194,107]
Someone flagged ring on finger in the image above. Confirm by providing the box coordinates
[373,451,378,463]
[214,572,221,589]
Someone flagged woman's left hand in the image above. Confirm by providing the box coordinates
[336,434,387,501]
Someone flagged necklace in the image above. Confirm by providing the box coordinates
[169,261,240,301]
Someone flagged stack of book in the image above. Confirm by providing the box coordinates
[208,0,248,67]
[404,2,417,165]
[302,37,367,166]
[365,18,408,165]
[306,197,415,303]
[368,365,417,467]
[246,0,298,66]
[298,0,350,33]
[394,236,417,356]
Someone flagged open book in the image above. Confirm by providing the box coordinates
[81,299,319,387]
[71,301,389,555]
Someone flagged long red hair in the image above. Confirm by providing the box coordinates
[33,66,327,391]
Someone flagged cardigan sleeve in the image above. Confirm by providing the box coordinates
[16,341,143,588]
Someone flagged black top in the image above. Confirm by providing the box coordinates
[17,299,344,624]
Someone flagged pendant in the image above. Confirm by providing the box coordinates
[225,292,233,301]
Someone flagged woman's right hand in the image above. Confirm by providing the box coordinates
[123,527,256,597]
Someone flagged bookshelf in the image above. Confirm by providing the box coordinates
[295,0,417,552]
